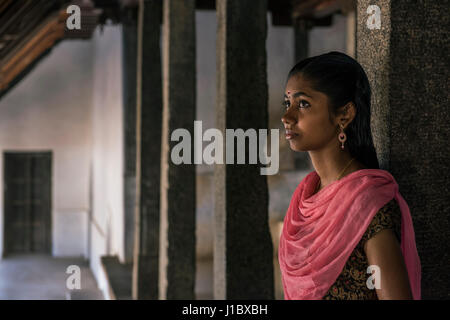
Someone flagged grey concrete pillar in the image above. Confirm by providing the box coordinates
[122,6,138,265]
[159,0,196,300]
[215,0,274,299]
[357,0,450,299]
[132,0,163,300]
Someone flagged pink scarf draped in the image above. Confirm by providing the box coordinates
[278,169,421,300]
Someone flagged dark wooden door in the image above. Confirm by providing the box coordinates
[3,152,52,255]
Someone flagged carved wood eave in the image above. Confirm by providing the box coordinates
[292,0,355,20]
[0,0,356,98]
[0,0,102,95]
[0,10,65,91]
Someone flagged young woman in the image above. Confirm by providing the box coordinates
[278,51,421,300]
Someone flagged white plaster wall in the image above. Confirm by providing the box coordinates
[89,24,125,289]
[0,26,125,294]
[0,38,94,258]
[309,13,348,56]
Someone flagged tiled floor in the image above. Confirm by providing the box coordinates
[0,254,104,300]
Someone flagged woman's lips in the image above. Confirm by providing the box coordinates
[285,129,299,140]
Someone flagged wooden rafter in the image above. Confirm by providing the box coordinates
[0,0,103,94]
[0,0,356,98]
[0,10,67,90]
[291,0,355,20]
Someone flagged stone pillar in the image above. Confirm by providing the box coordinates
[357,0,450,299]
[159,0,196,300]
[345,10,356,58]
[293,18,311,63]
[292,18,312,170]
[132,0,163,300]
[121,6,138,265]
[215,0,274,299]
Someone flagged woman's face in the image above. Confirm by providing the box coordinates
[281,74,339,152]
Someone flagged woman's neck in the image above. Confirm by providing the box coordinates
[308,145,364,191]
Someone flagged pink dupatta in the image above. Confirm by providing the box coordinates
[278,169,421,300]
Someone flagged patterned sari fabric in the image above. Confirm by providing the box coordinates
[278,169,421,300]
[322,199,401,299]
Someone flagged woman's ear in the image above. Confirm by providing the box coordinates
[337,102,356,129]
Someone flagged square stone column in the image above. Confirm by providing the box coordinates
[159,0,197,300]
[294,18,311,63]
[215,0,274,299]
[292,17,312,170]
[132,0,163,300]
[357,0,450,299]
[121,6,138,265]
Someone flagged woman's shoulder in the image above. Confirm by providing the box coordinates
[360,198,402,246]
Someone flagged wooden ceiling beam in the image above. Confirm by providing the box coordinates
[0,0,106,94]
[0,0,60,62]
[291,0,354,20]
[0,0,355,96]
[0,0,14,13]
[0,10,66,90]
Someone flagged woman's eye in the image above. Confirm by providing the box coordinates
[298,100,310,108]
[282,99,309,109]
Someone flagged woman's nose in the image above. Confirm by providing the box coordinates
[281,109,296,126]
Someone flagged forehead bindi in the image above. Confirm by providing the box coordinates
[285,75,316,97]
[284,91,313,99]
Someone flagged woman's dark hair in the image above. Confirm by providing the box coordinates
[287,51,379,169]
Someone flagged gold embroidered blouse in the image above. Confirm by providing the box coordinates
[322,199,402,300]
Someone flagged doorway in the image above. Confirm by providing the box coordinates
[3,152,52,255]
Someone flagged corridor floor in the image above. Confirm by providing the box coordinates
[0,254,104,300]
